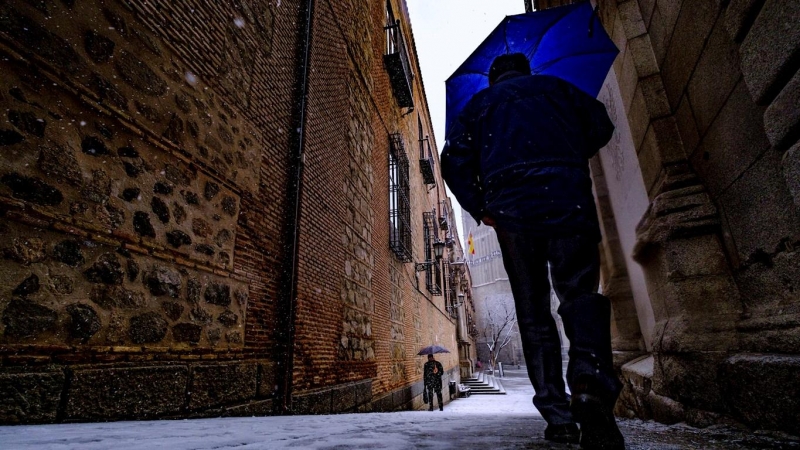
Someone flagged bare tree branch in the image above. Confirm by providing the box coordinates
[479,302,517,371]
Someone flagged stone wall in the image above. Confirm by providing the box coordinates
[0,0,471,424]
[0,0,293,423]
[586,0,800,436]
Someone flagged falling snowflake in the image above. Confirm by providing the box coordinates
[185,71,198,86]
[233,17,246,28]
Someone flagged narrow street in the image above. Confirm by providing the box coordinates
[1,368,797,450]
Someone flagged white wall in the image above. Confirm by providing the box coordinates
[597,71,656,350]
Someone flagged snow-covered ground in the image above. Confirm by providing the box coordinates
[1,368,798,449]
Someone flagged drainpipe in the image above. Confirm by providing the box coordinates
[276,0,314,415]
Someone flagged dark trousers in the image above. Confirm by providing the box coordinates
[495,229,622,425]
[425,385,443,410]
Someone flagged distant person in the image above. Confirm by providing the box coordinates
[441,53,623,450]
[423,354,444,411]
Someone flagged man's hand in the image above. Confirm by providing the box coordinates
[481,216,496,228]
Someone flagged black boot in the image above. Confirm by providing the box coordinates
[544,423,580,444]
[570,392,624,450]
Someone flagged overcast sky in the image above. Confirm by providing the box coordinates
[406,0,525,242]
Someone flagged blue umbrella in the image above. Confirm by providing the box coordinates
[445,1,619,136]
[417,345,451,355]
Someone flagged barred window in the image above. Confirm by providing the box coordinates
[389,133,412,262]
[423,211,442,295]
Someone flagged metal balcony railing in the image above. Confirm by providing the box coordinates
[419,136,435,185]
[438,200,450,230]
[384,21,414,108]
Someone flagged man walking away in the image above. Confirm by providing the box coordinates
[441,53,623,450]
[423,354,445,411]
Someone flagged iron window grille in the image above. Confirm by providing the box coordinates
[423,211,442,295]
[383,4,414,108]
[389,133,412,262]
[444,262,459,319]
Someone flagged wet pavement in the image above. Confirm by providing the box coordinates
[0,367,798,449]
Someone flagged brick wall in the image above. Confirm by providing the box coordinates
[290,0,463,403]
[0,0,470,422]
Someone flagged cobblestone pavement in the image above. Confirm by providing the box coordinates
[0,367,798,449]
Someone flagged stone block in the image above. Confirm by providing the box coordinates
[1,299,58,339]
[736,245,800,319]
[639,0,656,26]
[410,380,424,398]
[651,116,687,163]
[628,86,651,150]
[719,148,800,261]
[639,75,671,119]
[645,390,686,424]
[392,385,412,409]
[256,361,278,398]
[691,81,772,199]
[647,4,670,66]
[619,50,638,113]
[637,125,664,196]
[655,0,683,36]
[611,15,629,63]
[65,365,188,420]
[661,234,732,279]
[620,354,654,394]
[223,399,273,417]
[370,393,393,412]
[740,0,800,103]
[687,21,742,135]
[628,34,660,78]
[674,97,700,156]
[331,383,356,413]
[292,389,331,415]
[0,370,64,424]
[725,0,766,42]
[721,353,800,435]
[764,70,800,150]
[661,0,718,109]
[354,379,372,406]
[664,270,741,316]
[188,363,257,410]
[783,142,800,208]
[619,1,647,39]
[653,352,728,411]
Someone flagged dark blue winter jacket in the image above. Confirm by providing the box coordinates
[441,73,614,240]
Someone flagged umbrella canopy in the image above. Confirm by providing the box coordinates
[417,345,451,356]
[445,1,618,136]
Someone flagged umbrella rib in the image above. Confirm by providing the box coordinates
[532,48,618,73]
[527,8,572,63]
[504,16,511,53]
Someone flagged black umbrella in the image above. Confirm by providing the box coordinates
[417,345,451,356]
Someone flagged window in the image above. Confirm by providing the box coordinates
[389,133,412,262]
[418,115,435,185]
[384,1,414,108]
[423,211,442,295]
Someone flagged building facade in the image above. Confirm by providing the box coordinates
[532,0,800,436]
[0,0,475,423]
